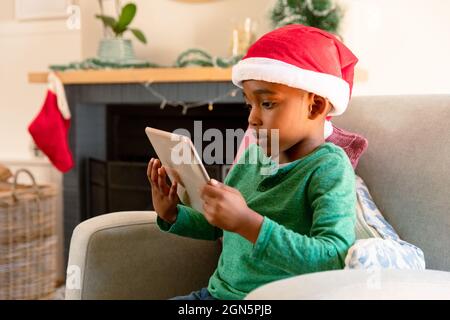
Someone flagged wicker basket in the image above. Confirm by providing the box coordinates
[0,169,58,300]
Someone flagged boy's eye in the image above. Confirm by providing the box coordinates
[261,101,275,109]
[245,103,252,111]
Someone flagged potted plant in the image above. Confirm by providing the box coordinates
[96,1,147,62]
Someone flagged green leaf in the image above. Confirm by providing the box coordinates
[130,28,147,44]
[115,3,137,34]
[95,14,117,30]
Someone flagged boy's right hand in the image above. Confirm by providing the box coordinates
[147,158,179,224]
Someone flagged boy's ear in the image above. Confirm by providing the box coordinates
[308,94,330,120]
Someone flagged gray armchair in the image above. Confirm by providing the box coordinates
[66,95,450,299]
[65,211,220,299]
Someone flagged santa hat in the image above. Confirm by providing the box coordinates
[28,72,74,172]
[232,24,358,138]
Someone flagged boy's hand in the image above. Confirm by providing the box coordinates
[200,179,263,243]
[147,158,179,224]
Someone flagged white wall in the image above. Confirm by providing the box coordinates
[79,0,450,96]
[340,0,450,95]
[0,0,81,161]
[0,0,15,21]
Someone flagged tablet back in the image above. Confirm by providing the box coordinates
[145,127,210,213]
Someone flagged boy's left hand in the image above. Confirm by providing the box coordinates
[200,179,263,243]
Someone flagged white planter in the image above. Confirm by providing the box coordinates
[97,38,136,62]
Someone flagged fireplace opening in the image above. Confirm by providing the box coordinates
[87,103,249,218]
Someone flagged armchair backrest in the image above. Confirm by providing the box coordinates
[334,95,450,271]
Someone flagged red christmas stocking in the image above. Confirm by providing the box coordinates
[28,73,74,172]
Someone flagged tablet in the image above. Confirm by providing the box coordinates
[145,127,210,213]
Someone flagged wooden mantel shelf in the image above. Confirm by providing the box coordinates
[28,66,368,85]
[28,67,233,85]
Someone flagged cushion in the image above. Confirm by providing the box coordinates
[354,175,399,240]
[346,176,426,270]
[233,124,368,170]
[345,238,426,270]
[325,124,368,169]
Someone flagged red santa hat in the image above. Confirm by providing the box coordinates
[232,24,358,138]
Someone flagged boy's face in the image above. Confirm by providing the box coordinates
[242,80,318,157]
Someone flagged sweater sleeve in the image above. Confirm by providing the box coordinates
[250,153,356,275]
[157,204,223,241]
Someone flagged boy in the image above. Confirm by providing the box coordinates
[147,24,358,300]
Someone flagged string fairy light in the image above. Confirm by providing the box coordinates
[141,81,241,115]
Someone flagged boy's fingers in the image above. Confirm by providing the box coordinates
[150,159,160,184]
[147,158,153,183]
[158,167,170,194]
[203,202,212,215]
[169,181,177,201]
[202,182,237,198]
[157,171,164,193]
[148,158,158,188]
[159,166,167,179]
[201,184,220,198]
[209,179,239,194]
[200,192,214,203]
[155,159,162,169]
[202,184,229,201]
[160,167,170,190]
[220,184,240,195]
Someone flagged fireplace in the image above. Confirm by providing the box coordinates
[62,81,246,263]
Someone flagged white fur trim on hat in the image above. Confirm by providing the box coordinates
[232,57,350,116]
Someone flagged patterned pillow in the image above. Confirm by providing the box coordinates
[345,238,426,270]
[346,176,426,270]
[355,176,401,240]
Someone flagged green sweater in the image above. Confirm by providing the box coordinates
[157,142,356,300]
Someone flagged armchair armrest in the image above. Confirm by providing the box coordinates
[65,211,220,300]
[245,269,450,299]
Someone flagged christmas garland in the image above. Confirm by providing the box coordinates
[270,0,342,34]
[174,48,243,68]
[50,49,243,71]
[50,57,160,71]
